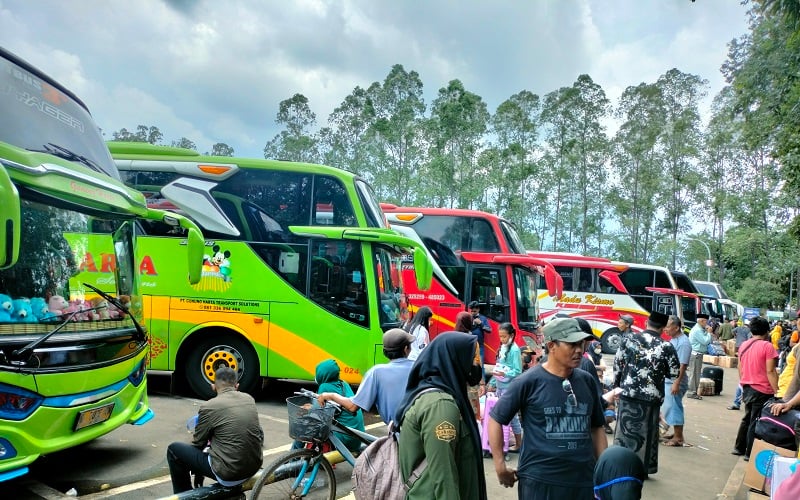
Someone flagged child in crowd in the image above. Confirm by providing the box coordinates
[492,322,523,452]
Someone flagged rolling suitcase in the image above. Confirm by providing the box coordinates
[480,393,510,458]
[701,366,724,395]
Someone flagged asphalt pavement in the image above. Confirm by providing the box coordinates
[4,360,761,499]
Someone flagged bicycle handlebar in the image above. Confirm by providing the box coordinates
[295,388,342,410]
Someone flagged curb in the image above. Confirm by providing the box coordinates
[718,456,748,499]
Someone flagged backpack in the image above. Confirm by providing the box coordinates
[755,401,800,451]
[352,389,439,500]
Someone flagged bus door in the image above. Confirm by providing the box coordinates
[467,265,509,324]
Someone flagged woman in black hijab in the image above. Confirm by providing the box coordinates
[394,332,487,500]
[593,445,645,499]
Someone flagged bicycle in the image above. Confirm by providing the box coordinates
[250,388,378,499]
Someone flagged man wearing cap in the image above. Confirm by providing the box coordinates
[687,313,712,400]
[618,314,635,336]
[488,317,607,498]
[317,328,414,425]
[613,311,679,476]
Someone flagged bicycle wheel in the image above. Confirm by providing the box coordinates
[250,448,335,500]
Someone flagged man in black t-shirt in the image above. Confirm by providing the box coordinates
[488,318,607,500]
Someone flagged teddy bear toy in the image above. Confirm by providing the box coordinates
[11,298,38,323]
[90,297,111,320]
[48,295,68,318]
[0,293,12,322]
[30,297,55,322]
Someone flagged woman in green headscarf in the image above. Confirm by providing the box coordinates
[315,359,365,451]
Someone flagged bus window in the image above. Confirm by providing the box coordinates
[513,266,537,328]
[654,270,672,289]
[216,170,312,229]
[313,176,357,226]
[555,266,574,291]
[309,240,369,327]
[619,269,652,294]
[470,219,499,252]
[575,268,594,292]
[470,267,507,323]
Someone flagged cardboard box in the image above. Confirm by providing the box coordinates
[770,456,800,498]
[726,339,737,356]
[718,356,738,369]
[747,491,769,499]
[743,439,797,492]
[703,354,719,365]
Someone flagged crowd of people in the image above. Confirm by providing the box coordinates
[164,308,800,499]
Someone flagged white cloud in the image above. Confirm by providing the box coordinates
[0,0,750,157]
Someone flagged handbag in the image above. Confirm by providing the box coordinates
[755,399,800,451]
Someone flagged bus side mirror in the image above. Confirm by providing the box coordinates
[155,210,205,285]
[185,226,203,285]
[0,167,20,269]
[412,247,433,291]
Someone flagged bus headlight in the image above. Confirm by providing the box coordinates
[0,438,18,459]
[0,384,43,420]
[127,360,146,387]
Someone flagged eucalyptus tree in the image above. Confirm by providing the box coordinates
[425,79,490,208]
[111,125,163,144]
[540,86,579,250]
[207,142,234,156]
[367,65,427,205]
[171,137,196,150]
[318,85,376,178]
[489,90,542,244]
[654,69,708,268]
[263,93,319,163]
[608,82,665,262]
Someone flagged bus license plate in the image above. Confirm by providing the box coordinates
[74,403,115,431]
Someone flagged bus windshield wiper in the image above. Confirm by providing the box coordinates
[29,143,102,173]
[10,307,85,363]
[82,282,146,342]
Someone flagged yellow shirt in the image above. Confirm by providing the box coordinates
[777,345,798,398]
[771,326,783,350]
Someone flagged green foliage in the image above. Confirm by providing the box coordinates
[110,125,163,144]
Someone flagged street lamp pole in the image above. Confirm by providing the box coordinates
[687,237,712,281]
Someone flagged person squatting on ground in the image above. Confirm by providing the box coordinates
[317,328,414,425]
[166,366,264,493]
[491,322,524,453]
[593,445,646,500]
[395,332,487,500]
[661,315,691,447]
[687,313,712,399]
[489,317,607,500]
[613,311,679,476]
[733,316,779,460]
[404,306,432,361]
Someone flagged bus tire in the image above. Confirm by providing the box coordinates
[185,334,260,399]
[600,328,623,355]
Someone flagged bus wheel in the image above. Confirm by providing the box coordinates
[600,328,623,355]
[185,336,260,399]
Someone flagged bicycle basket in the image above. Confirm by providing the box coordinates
[286,395,335,442]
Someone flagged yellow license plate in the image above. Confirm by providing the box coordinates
[74,403,115,431]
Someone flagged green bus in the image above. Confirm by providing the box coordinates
[0,47,204,481]
[106,142,432,399]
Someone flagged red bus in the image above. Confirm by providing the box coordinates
[528,252,699,353]
[381,205,562,364]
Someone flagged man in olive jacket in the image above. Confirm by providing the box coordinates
[167,366,264,493]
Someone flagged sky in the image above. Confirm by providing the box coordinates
[0,0,751,159]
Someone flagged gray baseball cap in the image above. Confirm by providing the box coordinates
[543,318,594,343]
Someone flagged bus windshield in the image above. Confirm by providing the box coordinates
[0,52,117,179]
[0,200,139,369]
[373,246,407,329]
[501,220,527,255]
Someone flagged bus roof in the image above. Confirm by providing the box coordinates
[109,141,365,183]
[527,251,611,263]
[380,204,508,222]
